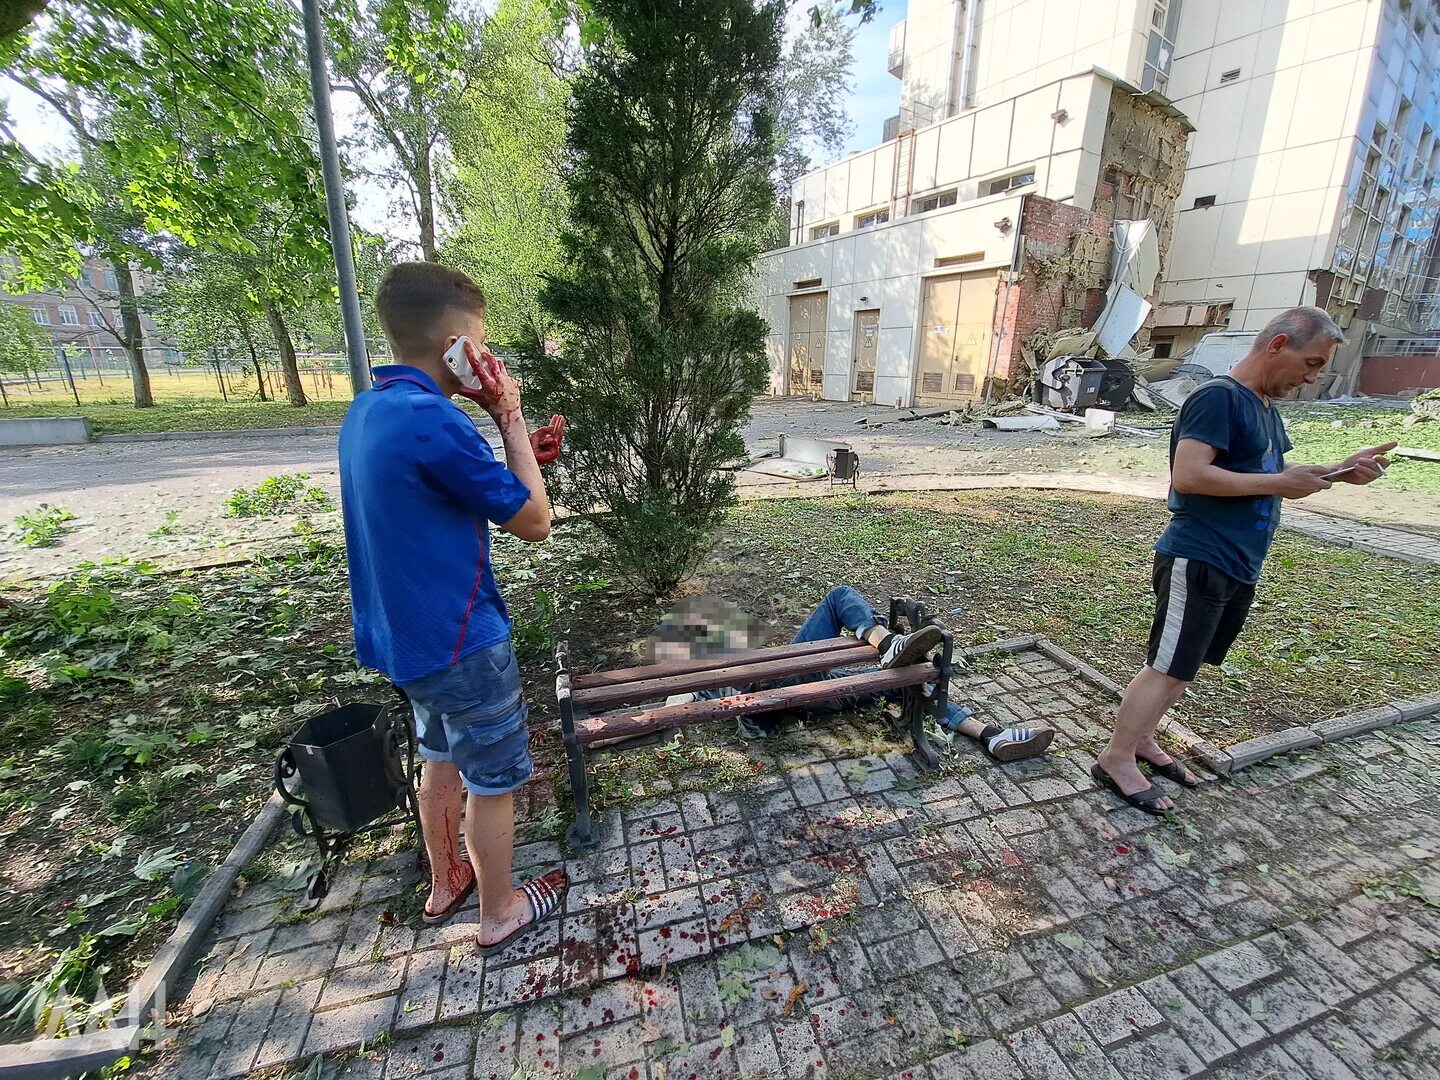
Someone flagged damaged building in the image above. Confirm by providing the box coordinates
[1157,0,1440,395]
[750,0,1440,406]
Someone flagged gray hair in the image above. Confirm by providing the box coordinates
[1253,306,1344,351]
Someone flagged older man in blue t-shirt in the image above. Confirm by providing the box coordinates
[1092,307,1395,815]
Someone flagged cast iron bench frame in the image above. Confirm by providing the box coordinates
[555,597,954,848]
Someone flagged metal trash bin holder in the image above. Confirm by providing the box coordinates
[274,699,423,909]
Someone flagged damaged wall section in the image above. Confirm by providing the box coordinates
[1093,86,1191,281]
[992,196,1112,389]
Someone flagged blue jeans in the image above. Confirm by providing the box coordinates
[402,639,532,796]
[733,587,971,729]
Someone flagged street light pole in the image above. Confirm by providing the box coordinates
[300,0,371,395]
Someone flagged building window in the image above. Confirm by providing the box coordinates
[912,189,958,214]
[1219,68,1241,84]
[32,307,50,326]
[855,208,890,229]
[103,268,118,291]
[89,310,105,327]
[59,306,80,326]
[984,170,1036,196]
[810,222,840,240]
[1141,0,1182,95]
[1193,195,1216,209]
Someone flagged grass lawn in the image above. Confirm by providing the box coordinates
[0,397,353,436]
[1278,402,1440,496]
[0,489,1435,1031]
[0,368,354,434]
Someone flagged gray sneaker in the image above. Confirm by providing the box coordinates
[878,624,944,669]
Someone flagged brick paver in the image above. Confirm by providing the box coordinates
[138,647,1440,1080]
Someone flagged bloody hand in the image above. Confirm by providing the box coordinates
[455,341,521,419]
[530,414,566,465]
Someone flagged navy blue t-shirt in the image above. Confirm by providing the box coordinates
[339,365,531,685]
[1155,376,1293,584]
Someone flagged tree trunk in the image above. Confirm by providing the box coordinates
[240,323,268,401]
[114,260,153,408]
[263,299,308,406]
[416,145,438,261]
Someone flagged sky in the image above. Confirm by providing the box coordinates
[843,8,904,157]
[0,4,903,239]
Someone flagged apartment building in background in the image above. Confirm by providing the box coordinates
[1157,0,1440,395]
[0,257,180,377]
[752,0,1440,406]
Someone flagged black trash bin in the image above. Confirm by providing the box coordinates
[1036,356,1107,411]
[274,700,422,907]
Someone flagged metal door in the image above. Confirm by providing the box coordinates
[787,293,828,395]
[914,271,994,406]
[852,310,879,398]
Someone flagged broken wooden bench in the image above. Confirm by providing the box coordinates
[555,597,955,847]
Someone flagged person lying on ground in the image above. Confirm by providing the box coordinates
[339,262,568,953]
[1093,306,1394,815]
[660,586,1054,762]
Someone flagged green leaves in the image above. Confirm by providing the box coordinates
[133,846,184,882]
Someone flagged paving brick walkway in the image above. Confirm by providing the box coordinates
[740,471,1440,566]
[138,645,1440,1080]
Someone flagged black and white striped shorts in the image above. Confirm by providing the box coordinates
[1145,553,1256,682]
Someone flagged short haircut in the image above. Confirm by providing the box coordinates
[1253,306,1344,352]
[375,262,486,356]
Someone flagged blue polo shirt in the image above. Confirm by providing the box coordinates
[338,365,530,685]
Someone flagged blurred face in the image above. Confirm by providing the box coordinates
[1260,333,1337,397]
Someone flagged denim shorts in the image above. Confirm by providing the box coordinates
[402,639,532,796]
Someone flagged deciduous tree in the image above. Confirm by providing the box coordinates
[440,0,568,345]
[326,0,485,261]
[0,0,331,406]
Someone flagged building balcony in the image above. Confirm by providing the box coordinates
[888,20,905,77]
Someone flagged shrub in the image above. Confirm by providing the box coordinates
[523,0,781,595]
[225,473,335,517]
[12,505,75,548]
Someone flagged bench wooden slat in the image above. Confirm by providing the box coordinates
[569,636,869,691]
[575,664,933,744]
[572,640,880,711]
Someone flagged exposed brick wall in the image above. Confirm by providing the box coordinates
[990,196,1113,385]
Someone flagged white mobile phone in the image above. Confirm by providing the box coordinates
[1320,465,1356,480]
[442,336,482,391]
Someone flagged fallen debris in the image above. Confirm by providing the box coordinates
[1150,376,1198,408]
[1393,446,1440,462]
[983,415,1061,431]
[1025,405,1086,424]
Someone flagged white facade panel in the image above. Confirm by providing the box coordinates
[1010,92,1057,163]
[875,324,914,377]
[969,101,1015,176]
[1214,0,1265,48]
[825,330,851,374]
[873,374,911,407]
[933,117,973,183]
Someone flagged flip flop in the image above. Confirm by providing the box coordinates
[1091,763,1171,817]
[422,873,476,926]
[1138,754,1200,787]
[477,868,569,957]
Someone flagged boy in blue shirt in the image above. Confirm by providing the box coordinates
[1093,307,1394,815]
[340,262,567,954]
